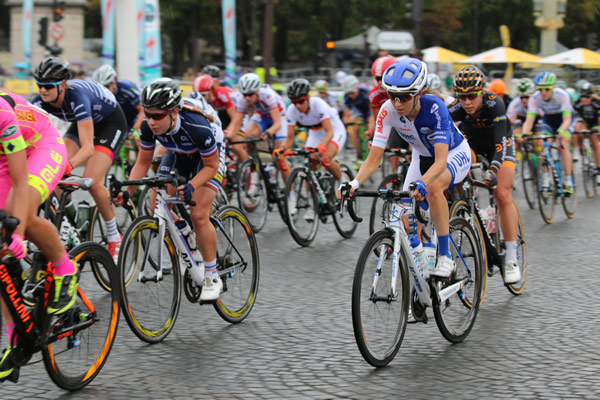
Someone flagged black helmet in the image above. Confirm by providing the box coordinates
[453,66,486,94]
[33,57,71,83]
[287,78,311,100]
[202,65,220,79]
[141,78,183,110]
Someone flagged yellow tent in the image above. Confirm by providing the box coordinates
[537,48,600,69]
[422,46,468,63]
[462,46,541,64]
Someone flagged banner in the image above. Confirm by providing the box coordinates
[22,0,34,68]
[101,0,116,66]
[222,0,236,86]
[136,0,146,84]
[143,0,162,84]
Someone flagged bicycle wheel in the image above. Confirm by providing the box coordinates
[369,173,405,236]
[449,200,488,306]
[137,185,153,216]
[562,167,577,219]
[521,152,537,209]
[581,151,596,198]
[41,242,120,391]
[213,185,229,214]
[284,168,319,247]
[432,217,483,344]
[537,157,557,224]
[237,159,268,232]
[212,206,260,323]
[352,228,410,368]
[332,164,359,238]
[118,216,181,343]
[495,200,528,295]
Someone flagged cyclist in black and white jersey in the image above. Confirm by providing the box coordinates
[572,81,600,182]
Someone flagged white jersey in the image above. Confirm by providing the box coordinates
[235,84,286,117]
[286,96,344,132]
[527,87,573,116]
[183,97,224,144]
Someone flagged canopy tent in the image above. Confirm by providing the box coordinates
[537,48,600,69]
[462,46,541,64]
[422,46,468,63]
[333,26,381,54]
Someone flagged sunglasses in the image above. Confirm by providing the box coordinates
[291,97,308,105]
[538,87,553,92]
[456,91,482,101]
[36,81,61,91]
[580,95,590,99]
[144,110,171,121]
[243,92,257,97]
[387,92,417,103]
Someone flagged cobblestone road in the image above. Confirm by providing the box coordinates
[1,174,600,399]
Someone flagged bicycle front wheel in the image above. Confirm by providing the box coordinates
[562,167,577,218]
[237,159,268,232]
[213,206,260,323]
[432,217,483,344]
[118,216,182,343]
[332,164,359,238]
[369,173,405,236]
[284,168,319,247]
[352,228,410,368]
[41,242,120,391]
[495,200,528,295]
[521,152,537,209]
[537,157,557,224]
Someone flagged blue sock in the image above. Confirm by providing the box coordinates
[438,234,451,257]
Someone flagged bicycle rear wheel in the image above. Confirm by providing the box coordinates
[562,168,577,218]
[41,242,120,391]
[352,228,409,368]
[118,216,181,343]
[432,217,483,344]
[521,152,537,209]
[284,168,319,247]
[495,200,528,295]
[581,151,597,198]
[212,206,260,323]
[237,159,268,232]
[537,158,557,224]
[332,164,359,238]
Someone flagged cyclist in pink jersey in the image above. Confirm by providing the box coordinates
[0,90,77,382]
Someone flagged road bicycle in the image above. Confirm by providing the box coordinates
[343,185,484,368]
[113,173,259,343]
[519,133,539,210]
[574,129,599,198]
[0,209,120,390]
[531,134,577,223]
[282,147,357,247]
[449,162,528,299]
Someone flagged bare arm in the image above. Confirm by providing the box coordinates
[69,119,95,168]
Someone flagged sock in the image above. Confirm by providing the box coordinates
[505,241,517,263]
[5,323,16,346]
[565,174,573,186]
[105,217,120,242]
[438,234,451,258]
[52,251,76,276]
[204,259,217,277]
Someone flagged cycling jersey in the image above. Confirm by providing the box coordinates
[312,93,338,110]
[234,85,285,117]
[344,86,371,121]
[506,97,528,121]
[32,79,119,123]
[449,90,515,174]
[114,80,141,131]
[527,87,574,133]
[573,98,600,128]
[286,96,346,148]
[368,85,388,114]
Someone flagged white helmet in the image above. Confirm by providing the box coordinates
[342,75,360,94]
[427,73,441,91]
[238,73,262,95]
[92,64,117,87]
[335,70,348,85]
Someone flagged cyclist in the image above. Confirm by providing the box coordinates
[572,81,600,184]
[31,57,127,258]
[427,73,455,106]
[506,78,541,156]
[202,64,233,89]
[449,66,520,284]
[338,58,472,278]
[521,72,575,195]
[0,90,78,381]
[114,78,225,301]
[314,80,339,110]
[342,74,371,165]
[487,78,512,109]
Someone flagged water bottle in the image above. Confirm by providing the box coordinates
[76,201,90,234]
[409,236,426,277]
[423,225,437,278]
[64,200,76,221]
[482,205,496,234]
[264,163,277,184]
[408,214,418,238]
[175,220,202,262]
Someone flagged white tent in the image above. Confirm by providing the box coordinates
[333,26,381,54]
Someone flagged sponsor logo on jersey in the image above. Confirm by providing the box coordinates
[1,125,17,138]
[376,108,388,134]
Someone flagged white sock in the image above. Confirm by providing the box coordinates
[204,259,218,277]
[105,217,120,242]
[505,241,517,263]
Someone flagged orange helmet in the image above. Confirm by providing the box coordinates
[371,55,396,77]
[488,79,507,96]
[192,74,214,93]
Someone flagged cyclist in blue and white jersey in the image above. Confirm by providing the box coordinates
[114,78,225,301]
[32,57,127,258]
[338,58,471,279]
[342,75,371,161]
[521,72,575,195]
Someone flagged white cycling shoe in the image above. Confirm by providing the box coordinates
[503,260,521,284]
[430,255,456,278]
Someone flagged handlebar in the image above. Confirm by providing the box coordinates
[110,171,197,207]
[0,209,19,247]
[281,147,330,168]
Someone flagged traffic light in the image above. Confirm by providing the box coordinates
[38,17,48,47]
[53,0,65,22]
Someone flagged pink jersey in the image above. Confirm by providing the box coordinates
[212,86,241,111]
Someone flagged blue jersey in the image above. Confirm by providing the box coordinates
[372,94,464,156]
[139,105,217,161]
[32,79,118,123]
[343,86,371,120]
[115,80,141,130]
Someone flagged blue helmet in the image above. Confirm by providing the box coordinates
[381,58,428,94]
[534,72,557,87]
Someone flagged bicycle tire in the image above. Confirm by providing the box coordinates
[137,185,153,216]
[521,153,537,209]
[432,217,483,344]
[284,167,319,247]
[212,206,260,323]
[236,159,268,232]
[332,164,358,238]
[41,242,120,391]
[537,157,556,224]
[118,216,182,343]
[494,200,528,295]
[449,200,488,306]
[369,173,405,236]
[562,167,577,219]
[352,228,410,368]
[581,152,596,198]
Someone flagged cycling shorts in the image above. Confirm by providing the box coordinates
[387,128,409,150]
[0,132,68,208]
[402,140,471,191]
[64,104,128,161]
[539,114,575,136]
[304,127,347,153]
[249,113,287,142]
[157,143,226,193]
